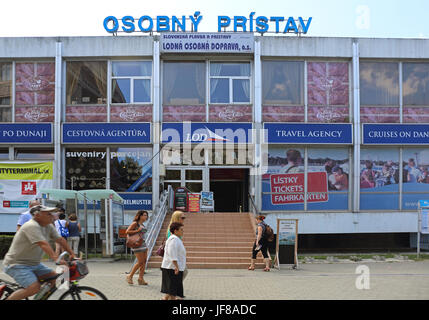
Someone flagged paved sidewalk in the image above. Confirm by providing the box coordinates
[3,260,428,300]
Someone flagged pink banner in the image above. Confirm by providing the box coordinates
[66,105,107,122]
[360,106,400,123]
[308,106,349,123]
[307,62,349,107]
[209,105,252,122]
[163,105,206,122]
[15,62,55,106]
[15,106,54,122]
[262,106,305,122]
[403,107,429,123]
[110,105,152,122]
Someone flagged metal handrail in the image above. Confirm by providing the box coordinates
[145,187,170,264]
[248,192,259,217]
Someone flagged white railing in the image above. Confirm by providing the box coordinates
[145,187,170,264]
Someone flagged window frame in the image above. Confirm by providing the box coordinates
[111,60,153,105]
[209,61,252,104]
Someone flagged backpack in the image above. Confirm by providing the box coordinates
[263,223,274,242]
[57,220,69,238]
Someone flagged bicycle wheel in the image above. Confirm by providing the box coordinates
[59,286,107,300]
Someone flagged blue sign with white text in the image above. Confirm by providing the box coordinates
[162,123,253,143]
[363,124,429,145]
[63,123,151,144]
[264,123,352,144]
[119,193,152,210]
[0,123,52,144]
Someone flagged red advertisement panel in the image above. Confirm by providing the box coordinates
[270,172,328,205]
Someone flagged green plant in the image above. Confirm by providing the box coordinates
[0,235,14,259]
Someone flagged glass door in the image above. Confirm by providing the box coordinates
[163,167,206,193]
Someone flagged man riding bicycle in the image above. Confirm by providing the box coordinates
[2,205,76,300]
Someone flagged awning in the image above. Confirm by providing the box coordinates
[40,189,123,203]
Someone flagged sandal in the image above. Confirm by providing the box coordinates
[248,265,255,271]
[138,279,148,285]
[126,276,133,284]
[263,267,270,272]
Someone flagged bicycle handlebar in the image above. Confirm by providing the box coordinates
[55,251,70,265]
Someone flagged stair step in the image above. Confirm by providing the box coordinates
[149,212,259,269]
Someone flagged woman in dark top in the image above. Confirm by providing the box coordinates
[126,210,149,285]
[248,215,271,272]
[67,213,81,255]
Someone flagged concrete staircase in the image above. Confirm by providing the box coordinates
[148,212,268,269]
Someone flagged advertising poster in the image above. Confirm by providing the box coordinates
[275,219,298,268]
[262,147,349,211]
[278,220,297,245]
[360,148,429,210]
[0,162,53,213]
[187,193,201,213]
[200,191,214,211]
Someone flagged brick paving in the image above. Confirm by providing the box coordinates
[2,259,428,300]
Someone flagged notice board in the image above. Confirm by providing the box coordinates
[174,187,187,211]
[275,219,298,269]
[187,193,201,213]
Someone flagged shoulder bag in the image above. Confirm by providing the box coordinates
[156,237,166,257]
[126,224,143,249]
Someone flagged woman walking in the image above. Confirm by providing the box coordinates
[126,210,149,285]
[161,222,186,300]
[166,210,186,239]
[67,213,81,255]
[248,215,271,272]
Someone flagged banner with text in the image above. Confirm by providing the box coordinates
[264,123,352,144]
[363,124,429,145]
[63,123,151,144]
[270,172,328,205]
[160,32,254,53]
[0,123,52,144]
[162,122,252,144]
[0,162,53,214]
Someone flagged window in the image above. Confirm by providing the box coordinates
[262,61,304,105]
[110,147,152,192]
[111,61,152,104]
[163,62,205,105]
[65,148,106,190]
[210,62,250,103]
[14,148,55,160]
[0,148,9,159]
[403,63,429,106]
[0,62,12,122]
[66,61,107,105]
[262,146,350,211]
[360,62,399,106]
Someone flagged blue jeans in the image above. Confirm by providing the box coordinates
[3,263,53,288]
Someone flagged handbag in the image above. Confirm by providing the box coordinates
[126,224,143,248]
[156,238,166,257]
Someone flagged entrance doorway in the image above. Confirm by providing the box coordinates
[210,168,249,212]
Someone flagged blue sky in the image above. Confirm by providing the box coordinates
[0,0,428,38]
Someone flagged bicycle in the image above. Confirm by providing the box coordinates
[0,252,107,300]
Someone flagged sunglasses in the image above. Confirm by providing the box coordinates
[181,217,186,219]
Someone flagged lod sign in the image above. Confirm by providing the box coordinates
[162,122,252,144]
[103,12,312,34]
